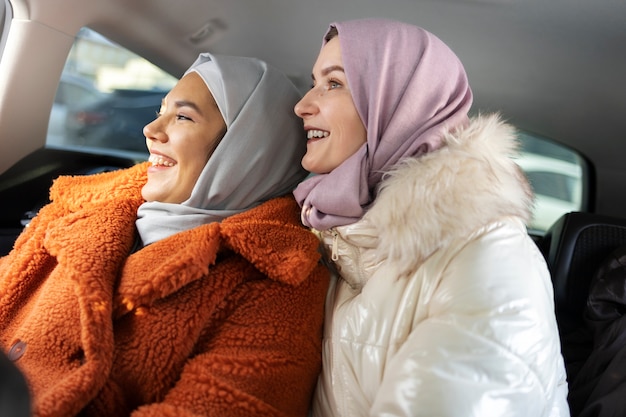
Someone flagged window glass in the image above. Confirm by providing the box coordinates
[0,0,11,57]
[515,131,589,234]
[46,27,178,157]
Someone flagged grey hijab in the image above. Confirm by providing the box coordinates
[135,53,307,246]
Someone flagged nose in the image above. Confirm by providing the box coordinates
[294,89,319,119]
[143,116,167,143]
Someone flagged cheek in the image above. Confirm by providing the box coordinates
[347,114,367,148]
[181,151,211,188]
[339,118,366,151]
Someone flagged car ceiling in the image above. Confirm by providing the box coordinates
[6,0,626,216]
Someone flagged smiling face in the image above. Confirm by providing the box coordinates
[141,71,227,204]
[294,36,367,175]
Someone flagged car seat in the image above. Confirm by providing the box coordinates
[538,211,626,414]
[539,211,626,335]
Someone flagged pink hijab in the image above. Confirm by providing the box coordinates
[293,19,473,230]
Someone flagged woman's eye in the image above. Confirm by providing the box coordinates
[329,80,341,89]
[176,114,192,121]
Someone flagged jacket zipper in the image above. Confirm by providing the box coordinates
[331,230,339,262]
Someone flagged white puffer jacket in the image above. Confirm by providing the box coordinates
[311,115,570,417]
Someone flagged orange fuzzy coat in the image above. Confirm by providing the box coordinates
[0,163,329,417]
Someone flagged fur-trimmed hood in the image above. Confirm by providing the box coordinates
[369,113,533,265]
[317,114,534,285]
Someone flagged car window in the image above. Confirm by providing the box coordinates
[515,131,589,234]
[0,0,10,57]
[46,27,178,157]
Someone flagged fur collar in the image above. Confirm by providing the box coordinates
[364,113,533,271]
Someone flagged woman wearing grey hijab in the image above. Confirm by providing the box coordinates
[0,53,329,417]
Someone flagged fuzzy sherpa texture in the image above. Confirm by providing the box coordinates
[0,163,329,417]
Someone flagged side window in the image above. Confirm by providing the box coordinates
[0,0,11,57]
[46,27,178,157]
[515,131,590,234]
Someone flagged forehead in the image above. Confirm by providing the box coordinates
[162,72,216,109]
[314,37,344,73]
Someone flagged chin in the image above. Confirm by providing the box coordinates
[140,185,162,203]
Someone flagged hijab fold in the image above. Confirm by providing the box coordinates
[136,53,307,245]
[293,19,473,230]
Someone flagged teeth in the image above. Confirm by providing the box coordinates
[149,154,176,167]
[307,129,329,139]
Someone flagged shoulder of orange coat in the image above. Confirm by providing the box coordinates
[49,162,148,212]
[220,196,323,286]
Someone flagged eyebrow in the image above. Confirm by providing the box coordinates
[174,100,203,115]
[311,65,345,80]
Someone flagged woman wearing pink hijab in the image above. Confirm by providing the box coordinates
[294,19,570,416]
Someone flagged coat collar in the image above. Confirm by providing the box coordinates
[114,196,320,316]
